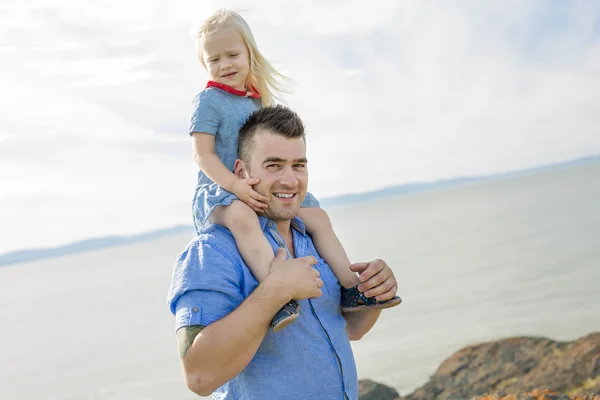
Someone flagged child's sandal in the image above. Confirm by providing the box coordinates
[340,285,402,313]
[271,300,300,332]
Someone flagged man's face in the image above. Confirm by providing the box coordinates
[240,129,308,222]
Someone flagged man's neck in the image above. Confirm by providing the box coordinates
[274,220,295,257]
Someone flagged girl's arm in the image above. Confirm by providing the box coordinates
[192,132,238,193]
[192,131,268,212]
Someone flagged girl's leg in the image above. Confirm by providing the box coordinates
[211,201,300,331]
[299,207,402,312]
[211,200,273,282]
[298,207,360,288]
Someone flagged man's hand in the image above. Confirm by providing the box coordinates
[267,248,323,301]
[350,259,398,302]
[175,250,322,396]
[232,177,269,213]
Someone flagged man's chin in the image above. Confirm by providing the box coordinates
[262,206,300,222]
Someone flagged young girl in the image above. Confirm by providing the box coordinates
[189,9,401,332]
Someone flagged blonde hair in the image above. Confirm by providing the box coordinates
[192,9,292,107]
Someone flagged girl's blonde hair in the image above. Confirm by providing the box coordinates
[192,9,292,107]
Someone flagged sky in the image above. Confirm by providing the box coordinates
[1,0,599,253]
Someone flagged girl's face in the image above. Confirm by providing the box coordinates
[201,26,250,91]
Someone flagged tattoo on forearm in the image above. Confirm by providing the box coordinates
[177,325,205,359]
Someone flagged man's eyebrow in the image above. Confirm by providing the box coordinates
[262,157,285,163]
[262,157,307,163]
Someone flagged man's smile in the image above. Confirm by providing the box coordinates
[273,192,296,200]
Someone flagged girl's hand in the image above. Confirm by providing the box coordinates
[232,178,269,213]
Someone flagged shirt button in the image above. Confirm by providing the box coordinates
[192,307,199,313]
[268,222,273,227]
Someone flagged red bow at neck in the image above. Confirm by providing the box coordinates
[206,81,260,99]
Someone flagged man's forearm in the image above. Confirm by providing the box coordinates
[182,278,291,395]
[343,309,381,340]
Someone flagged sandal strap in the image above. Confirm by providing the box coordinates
[271,300,300,329]
[341,285,379,308]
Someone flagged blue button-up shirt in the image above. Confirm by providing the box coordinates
[167,216,358,400]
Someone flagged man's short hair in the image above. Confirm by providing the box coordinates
[238,105,305,164]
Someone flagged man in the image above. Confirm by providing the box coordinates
[167,105,400,399]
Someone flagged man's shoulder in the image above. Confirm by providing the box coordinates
[168,225,244,312]
[186,224,239,260]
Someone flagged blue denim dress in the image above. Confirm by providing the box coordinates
[190,86,319,234]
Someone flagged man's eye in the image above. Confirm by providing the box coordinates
[294,164,306,169]
[266,164,278,169]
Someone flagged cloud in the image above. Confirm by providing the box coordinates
[1,0,600,252]
[0,59,193,252]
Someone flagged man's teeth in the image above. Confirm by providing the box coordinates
[275,193,294,198]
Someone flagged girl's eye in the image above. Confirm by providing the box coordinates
[230,53,239,57]
[210,58,219,63]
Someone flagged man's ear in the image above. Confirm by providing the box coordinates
[233,159,247,179]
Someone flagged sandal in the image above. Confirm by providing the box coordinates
[271,300,300,332]
[341,285,402,313]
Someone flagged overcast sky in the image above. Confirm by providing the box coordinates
[1,0,599,253]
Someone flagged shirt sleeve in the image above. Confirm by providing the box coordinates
[189,89,222,136]
[167,238,244,331]
[300,191,320,208]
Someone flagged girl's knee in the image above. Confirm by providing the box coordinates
[211,200,255,227]
[224,201,259,233]
[228,200,255,218]
[301,207,332,232]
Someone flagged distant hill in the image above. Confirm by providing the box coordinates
[319,176,481,207]
[320,154,600,207]
[0,226,195,267]
[1,154,598,267]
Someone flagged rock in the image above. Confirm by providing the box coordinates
[472,390,600,399]
[359,332,600,400]
[404,332,600,400]
[358,378,400,400]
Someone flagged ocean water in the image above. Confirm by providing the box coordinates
[330,160,600,394]
[1,160,599,399]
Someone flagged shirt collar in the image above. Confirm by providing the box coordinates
[258,216,307,236]
[206,81,260,99]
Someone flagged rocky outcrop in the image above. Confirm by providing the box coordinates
[358,379,400,400]
[358,332,600,400]
[474,390,600,399]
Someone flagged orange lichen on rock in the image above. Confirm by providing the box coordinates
[474,389,600,400]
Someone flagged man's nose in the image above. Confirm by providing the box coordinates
[279,166,299,187]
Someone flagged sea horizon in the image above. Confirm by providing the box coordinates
[2,153,599,267]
